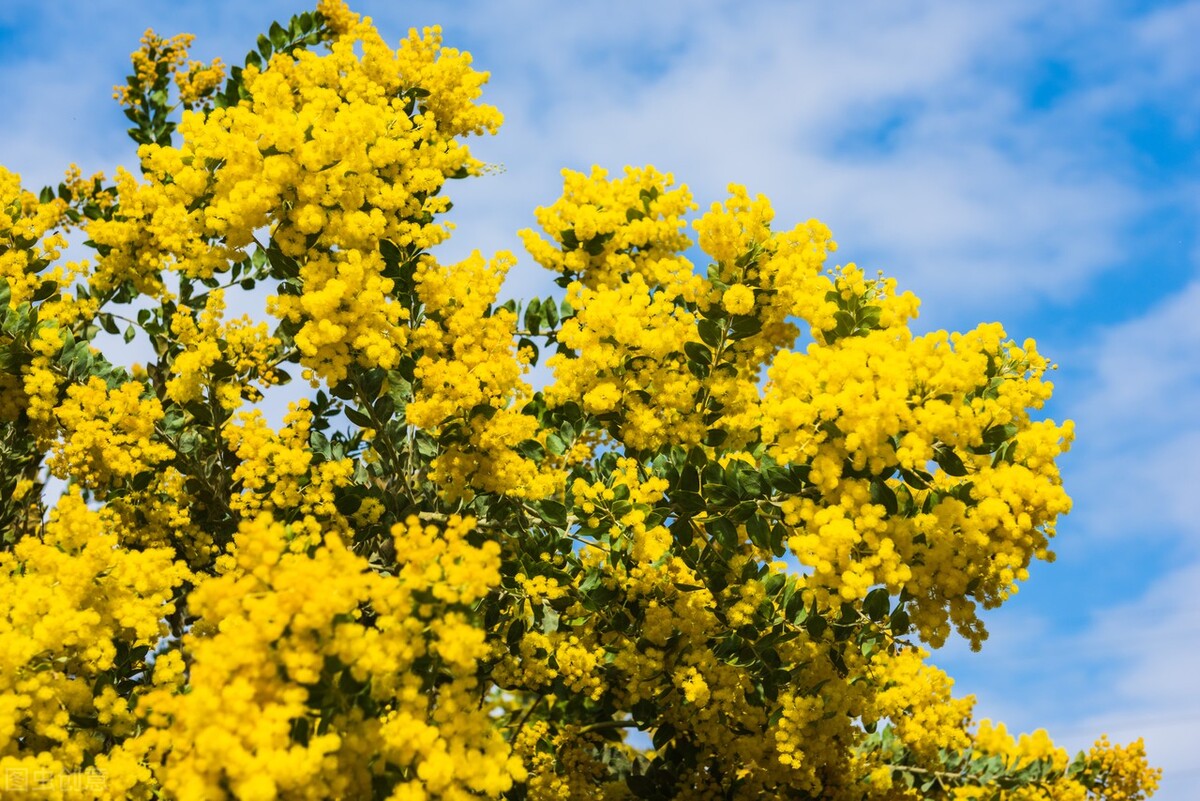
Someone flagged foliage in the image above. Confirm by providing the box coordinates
[0,2,1160,799]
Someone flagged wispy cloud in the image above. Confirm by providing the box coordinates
[1063,278,1200,546]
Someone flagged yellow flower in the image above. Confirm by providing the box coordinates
[722,283,755,315]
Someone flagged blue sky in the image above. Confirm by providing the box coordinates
[2,0,1197,796]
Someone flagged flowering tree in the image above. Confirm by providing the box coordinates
[0,2,1161,799]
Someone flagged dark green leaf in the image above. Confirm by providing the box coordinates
[704,428,727,447]
[268,20,289,49]
[729,315,762,340]
[683,341,711,366]
[933,444,969,477]
[543,297,559,329]
[31,280,58,303]
[869,478,898,516]
[697,319,721,348]
[652,723,676,751]
[536,499,568,527]
[898,466,931,490]
[344,406,372,428]
[524,297,542,335]
[863,588,889,622]
[707,517,738,548]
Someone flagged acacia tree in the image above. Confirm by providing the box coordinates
[0,2,1160,799]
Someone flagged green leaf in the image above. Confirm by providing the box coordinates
[669,516,694,546]
[683,341,711,366]
[99,314,120,336]
[863,588,889,622]
[729,315,762,340]
[268,20,289,49]
[652,723,676,751]
[516,439,545,461]
[575,571,603,596]
[582,232,612,256]
[31,280,58,303]
[542,296,559,329]
[697,319,722,348]
[804,610,827,639]
[506,619,526,654]
[541,603,560,634]
[745,514,771,550]
[524,297,542,335]
[344,406,372,428]
[933,444,968,477]
[265,245,299,278]
[972,422,1019,454]
[707,517,738,548]
[536,499,568,527]
[898,466,931,490]
[869,478,898,516]
[546,432,568,456]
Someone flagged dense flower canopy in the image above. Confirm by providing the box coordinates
[0,1,1159,799]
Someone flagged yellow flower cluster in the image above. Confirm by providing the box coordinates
[693,183,841,344]
[766,321,1072,647]
[92,4,500,383]
[527,174,844,452]
[123,513,521,800]
[175,57,226,108]
[520,165,701,295]
[553,271,704,449]
[1080,736,1162,801]
[47,377,174,490]
[393,514,502,606]
[867,647,973,759]
[222,400,354,542]
[316,0,360,35]
[0,495,188,794]
[0,168,70,308]
[514,722,620,801]
[113,30,193,108]
[112,25,225,111]
[946,723,1161,801]
[407,251,561,499]
[99,466,218,568]
[167,289,282,409]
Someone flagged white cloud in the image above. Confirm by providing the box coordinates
[1061,279,1200,545]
